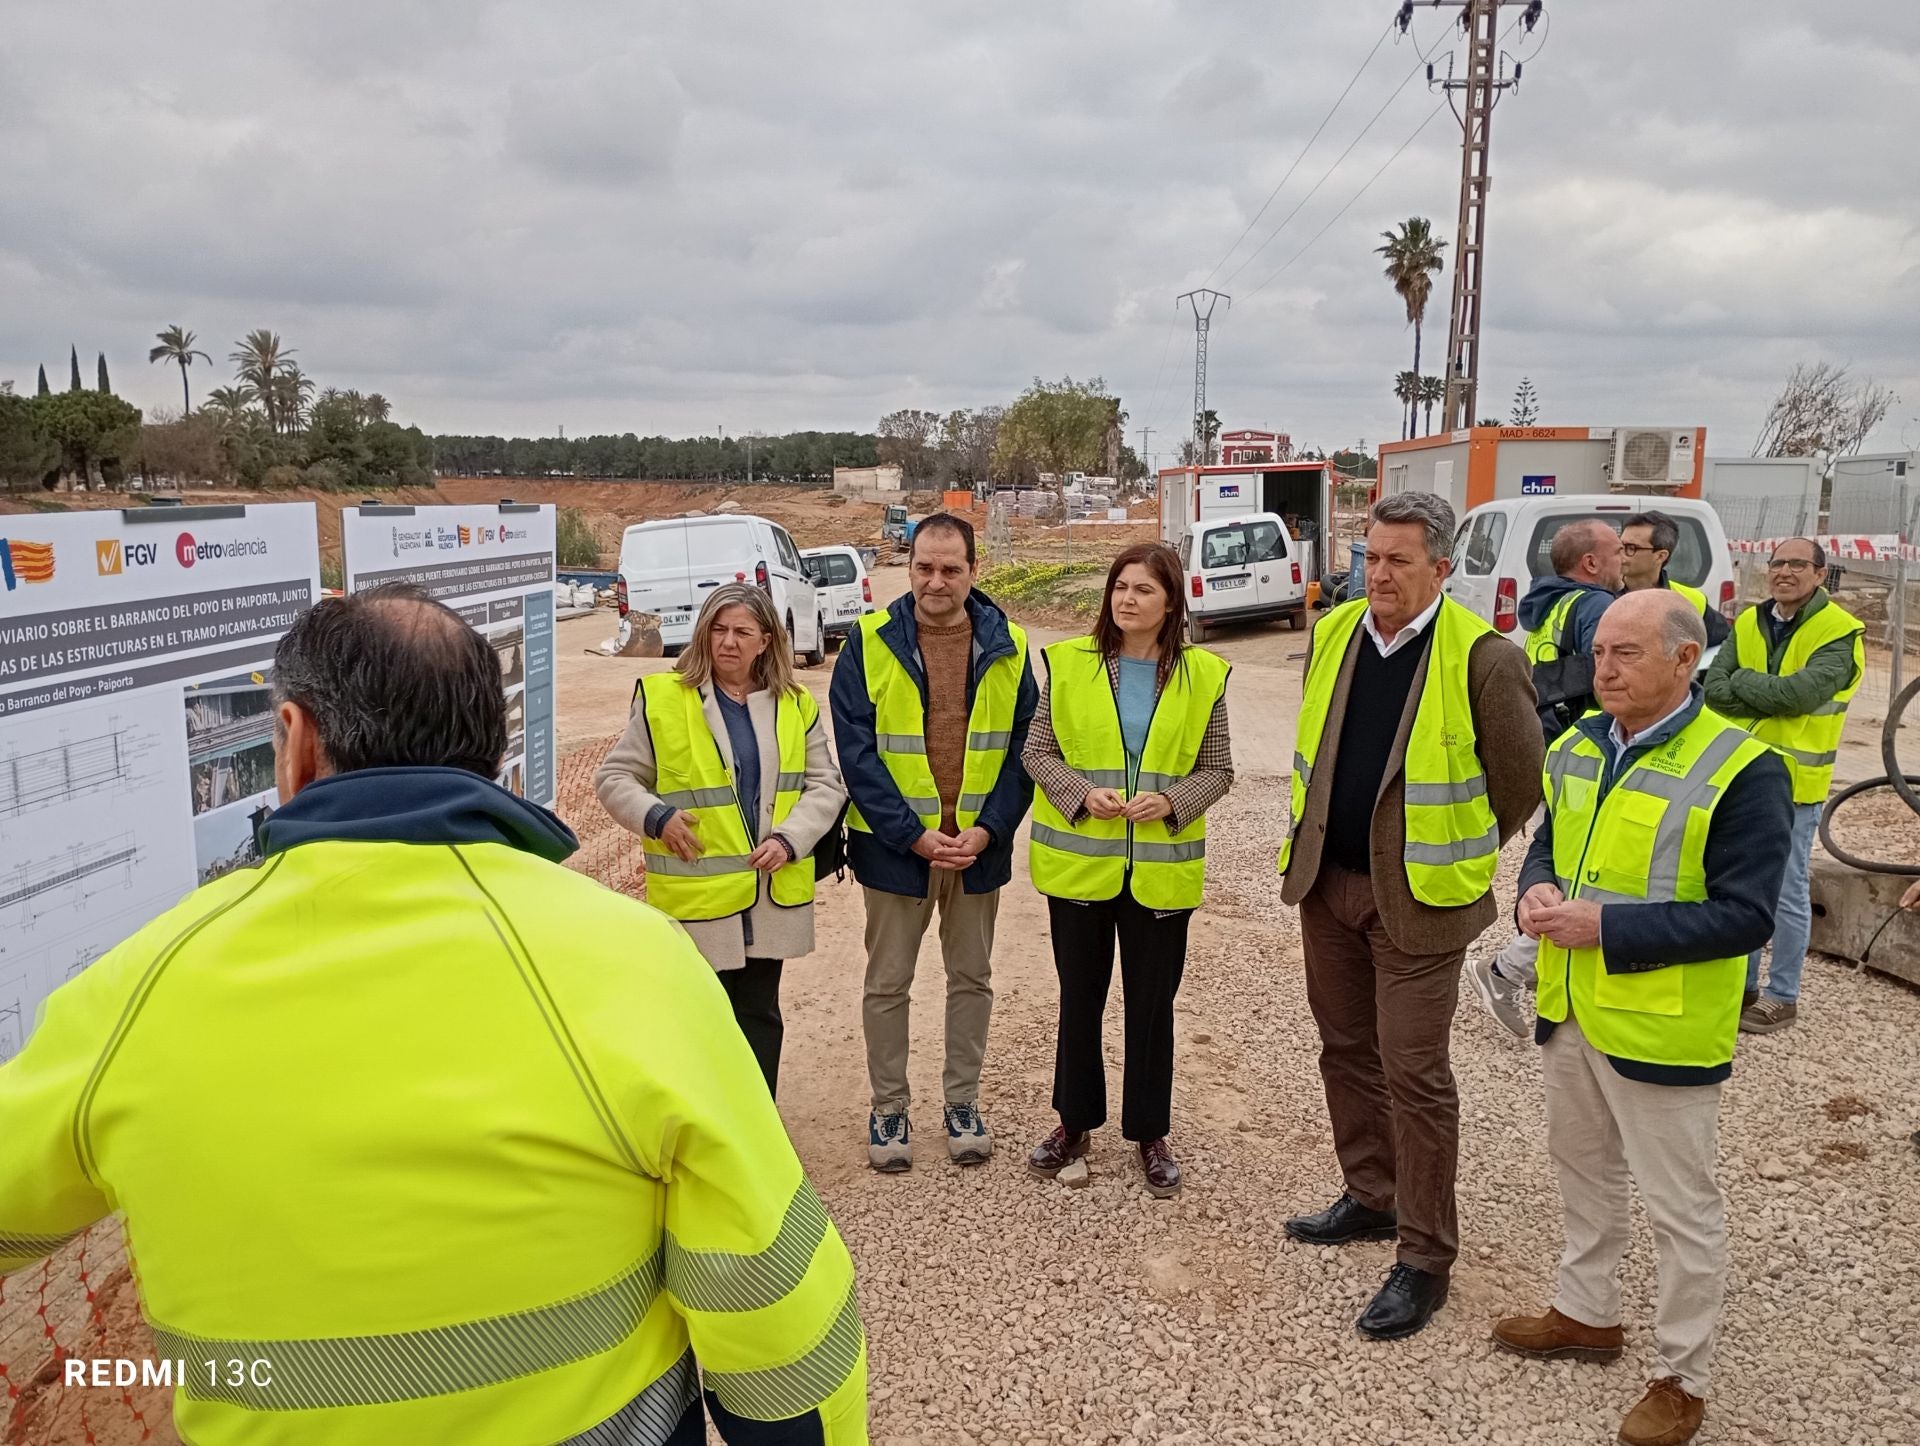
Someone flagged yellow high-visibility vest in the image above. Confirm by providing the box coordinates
[844,609,1027,836]
[639,673,816,919]
[1723,600,1864,805]
[0,831,867,1444]
[1536,710,1773,1067]
[1669,579,1708,616]
[1525,587,1592,666]
[1277,597,1501,907]
[1028,637,1230,910]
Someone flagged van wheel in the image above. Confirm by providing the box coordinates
[1288,608,1307,631]
[1187,612,1208,644]
[802,613,826,668]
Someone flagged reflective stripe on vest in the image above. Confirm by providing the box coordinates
[1668,579,1708,616]
[638,674,816,920]
[845,609,1027,835]
[1525,587,1590,666]
[1535,712,1772,1068]
[1725,601,1865,804]
[1277,597,1501,906]
[1028,637,1230,910]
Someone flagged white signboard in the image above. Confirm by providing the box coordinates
[339,504,557,807]
[0,504,321,1063]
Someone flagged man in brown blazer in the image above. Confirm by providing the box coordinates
[1278,490,1542,1340]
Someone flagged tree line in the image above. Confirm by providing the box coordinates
[429,430,879,485]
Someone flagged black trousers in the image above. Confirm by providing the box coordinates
[1047,887,1191,1142]
[719,957,785,1098]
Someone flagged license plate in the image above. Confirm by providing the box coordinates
[1211,575,1247,590]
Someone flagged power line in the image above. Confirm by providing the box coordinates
[1219,37,1441,290]
[1199,16,1397,288]
[1135,307,1184,469]
[1243,102,1449,302]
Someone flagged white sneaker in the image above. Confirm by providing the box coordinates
[1467,955,1530,1040]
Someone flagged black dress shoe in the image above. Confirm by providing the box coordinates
[1356,1263,1449,1340]
[1283,1193,1398,1246]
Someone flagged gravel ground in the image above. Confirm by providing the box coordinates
[809,783,1920,1446]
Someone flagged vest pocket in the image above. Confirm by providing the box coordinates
[1591,958,1684,1016]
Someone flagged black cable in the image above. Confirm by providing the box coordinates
[1816,675,1919,960]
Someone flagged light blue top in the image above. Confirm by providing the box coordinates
[1116,657,1158,776]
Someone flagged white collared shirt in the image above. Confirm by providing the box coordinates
[1606,695,1693,765]
[1363,592,1444,659]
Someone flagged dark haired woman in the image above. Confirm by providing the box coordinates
[1022,542,1234,1196]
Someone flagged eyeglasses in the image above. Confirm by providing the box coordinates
[1618,543,1664,558]
[1767,559,1817,573]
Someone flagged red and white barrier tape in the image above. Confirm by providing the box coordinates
[1726,534,1920,562]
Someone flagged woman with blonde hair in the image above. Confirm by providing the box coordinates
[597,582,846,1094]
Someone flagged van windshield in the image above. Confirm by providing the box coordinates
[1520,511,1713,587]
[626,522,754,575]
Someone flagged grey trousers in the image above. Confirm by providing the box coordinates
[862,870,999,1113]
[1544,1016,1728,1398]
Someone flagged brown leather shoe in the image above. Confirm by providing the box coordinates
[1618,1377,1705,1446]
[1027,1124,1089,1178]
[1491,1305,1625,1363]
[1139,1137,1181,1198]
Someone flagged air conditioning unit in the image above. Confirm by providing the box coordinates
[1606,428,1695,490]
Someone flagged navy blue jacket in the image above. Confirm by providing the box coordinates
[1520,688,1793,1084]
[828,589,1037,898]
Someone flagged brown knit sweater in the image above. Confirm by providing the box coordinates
[919,615,973,834]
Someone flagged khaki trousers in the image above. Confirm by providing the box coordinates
[862,870,999,1113]
[1544,1016,1727,1398]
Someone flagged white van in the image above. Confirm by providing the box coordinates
[1445,496,1735,647]
[1176,511,1308,643]
[799,544,873,645]
[617,514,826,664]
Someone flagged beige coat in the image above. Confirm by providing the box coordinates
[594,681,847,971]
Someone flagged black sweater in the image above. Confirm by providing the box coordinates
[1322,626,1433,873]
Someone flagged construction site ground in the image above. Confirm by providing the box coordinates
[5,564,1919,1446]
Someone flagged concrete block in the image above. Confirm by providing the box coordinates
[1808,854,1920,986]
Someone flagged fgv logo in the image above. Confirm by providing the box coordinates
[0,538,56,590]
[96,539,160,576]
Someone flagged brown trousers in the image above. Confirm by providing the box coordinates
[1299,864,1463,1274]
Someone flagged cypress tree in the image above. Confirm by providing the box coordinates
[69,345,82,391]
[36,364,49,396]
[97,353,111,393]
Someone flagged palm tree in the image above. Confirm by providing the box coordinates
[1418,375,1447,436]
[1376,218,1447,427]
[361,392,391,423]
[148,326,210,413]
[229,331,294,431]
[270,365,316,434]
[1393,371,1421,442]
[1194,408,1221,464]
[202,385,257,423]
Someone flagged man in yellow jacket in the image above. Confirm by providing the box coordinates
[0,585,867,1446]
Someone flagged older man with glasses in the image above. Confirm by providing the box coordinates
[1703,538,1865,1035]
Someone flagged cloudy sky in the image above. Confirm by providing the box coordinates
[3,1,1916,460]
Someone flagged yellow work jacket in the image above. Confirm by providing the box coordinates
[638,672,815,919]
[1279,597,1501,906]
[0,799,866,1445]
[1028,637,1230,910]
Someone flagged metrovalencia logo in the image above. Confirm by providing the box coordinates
[0,538,55,590]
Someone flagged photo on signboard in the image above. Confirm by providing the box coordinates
[183,672,279,881]
[499,760,525,797]
[505,691,526,735]
[491,625,527,690]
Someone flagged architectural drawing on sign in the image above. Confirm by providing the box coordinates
[0,726,140,816]
[0,972,25,1060]
[0,835,142,921]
